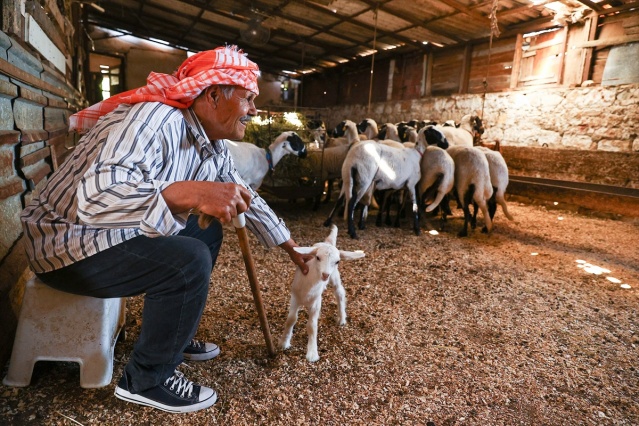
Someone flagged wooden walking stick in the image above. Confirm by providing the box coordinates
[197,211,276,356]
[231,213,277,357]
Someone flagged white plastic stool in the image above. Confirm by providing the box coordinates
[3,272,126,388]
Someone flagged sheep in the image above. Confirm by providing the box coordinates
[417,145,455,230]
[475,146,515,222]
[340,140,425,238]
[327,119,361,147]
[436,114,484,147]
[357,118,379,140]
[226,131,307,190]
[446,146,494,237]
[306,141,358,203]
[306,119,327,149]
[364,129,450,229]
[279,225,365,362]
[376,123,400,142]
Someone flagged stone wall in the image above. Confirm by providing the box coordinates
[322,84,639,153]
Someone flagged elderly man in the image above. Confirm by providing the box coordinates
[20,46,309,413]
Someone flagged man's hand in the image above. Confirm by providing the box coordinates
[279,239,313,275]
[162,181,252,228]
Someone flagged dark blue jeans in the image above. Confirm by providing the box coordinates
[37,216,223,393]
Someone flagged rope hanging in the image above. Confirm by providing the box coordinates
[367,7,379,114]
[481,0,501,120]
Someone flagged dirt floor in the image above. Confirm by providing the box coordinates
[1,194,638,426]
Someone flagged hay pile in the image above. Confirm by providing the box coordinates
[2,195,638,425]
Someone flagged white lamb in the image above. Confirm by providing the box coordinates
[226,131,307,190]
[279,225,365,362]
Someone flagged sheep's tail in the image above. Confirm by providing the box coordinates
[342,166,356,221]
[498,196,515,221]
[424,173,446,212]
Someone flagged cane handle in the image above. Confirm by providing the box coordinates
[233,212,246,229]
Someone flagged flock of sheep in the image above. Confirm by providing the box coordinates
[226,115,514,239]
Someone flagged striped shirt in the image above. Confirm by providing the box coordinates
[21,102,291,273]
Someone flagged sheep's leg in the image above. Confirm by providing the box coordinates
[347,195,359,239]
[306,299,323,362]
[407,187,421,236]
[324,193,345,227]
[488,188,498,220]
[357,203,367,230]
[458,185,475,237]
[330,270,347,325]
[375,190,389,227]
[479,199,493,233]
[279,296,300,350]
[470,201,479,229]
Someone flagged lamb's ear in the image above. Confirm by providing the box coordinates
[294,246,317,255]
[324,225,338,246]
[339,250,365,261]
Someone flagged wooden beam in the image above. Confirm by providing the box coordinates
[573,0,601,12]
[571,34,639,49]
[581,14,599,83]
[510,33,523,89]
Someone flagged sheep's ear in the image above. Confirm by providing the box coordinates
[294,246,317,255]
[339,250,365,261]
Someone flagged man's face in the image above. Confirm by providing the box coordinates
[198,86,257,141]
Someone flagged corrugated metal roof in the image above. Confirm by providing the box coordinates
[85,0,639,76]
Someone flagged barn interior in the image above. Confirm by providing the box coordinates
[1,0,638,424]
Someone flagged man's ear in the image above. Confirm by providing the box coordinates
[207,86,219,107]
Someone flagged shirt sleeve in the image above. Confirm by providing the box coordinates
[76,117,186,237]
[214,140,291,248]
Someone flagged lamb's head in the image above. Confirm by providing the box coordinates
[419,125,450,150]
[276,131,308,159]
[294,225,365,281]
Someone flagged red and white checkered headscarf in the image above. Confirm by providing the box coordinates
[69,45,260,133]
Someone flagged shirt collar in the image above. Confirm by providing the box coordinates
[182,107,225,157]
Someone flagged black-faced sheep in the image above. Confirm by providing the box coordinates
[226,131,307,190]
[475,146,514,223]
[446,145,494,237]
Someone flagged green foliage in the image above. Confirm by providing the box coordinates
[242,112,322,196]
[243,112,307,149]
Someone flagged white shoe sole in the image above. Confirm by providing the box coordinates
[114,386,217,413]
[183,346,221,361]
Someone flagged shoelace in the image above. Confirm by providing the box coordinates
[189,339,204,349]
[164,370,195,398]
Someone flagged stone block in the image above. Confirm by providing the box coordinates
[0,194,23,259]
[13,98,43,132]
[7,39,43,78]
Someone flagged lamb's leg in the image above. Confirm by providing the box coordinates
[279,296,300,350]
[306,299,323,362]
[331,271,347,325]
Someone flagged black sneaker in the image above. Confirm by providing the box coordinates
[183,339,220,361]
[114,370,217,413]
